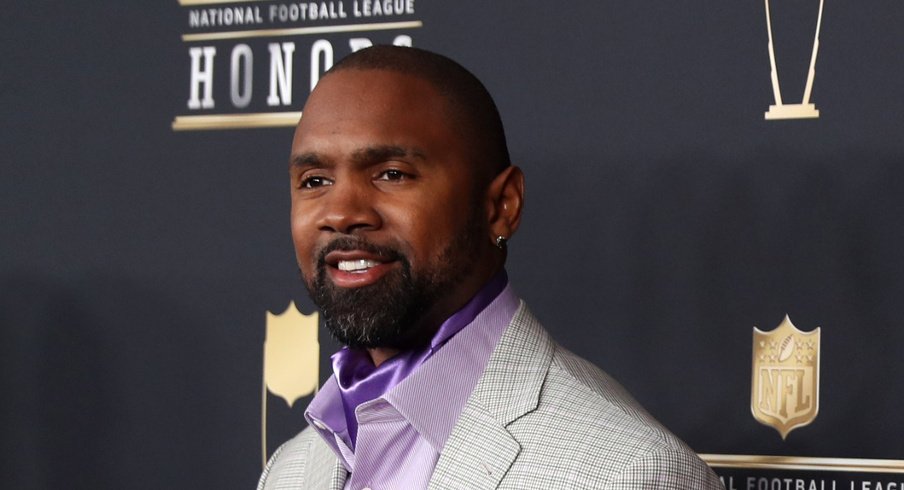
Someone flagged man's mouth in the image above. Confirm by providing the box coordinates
[322,249,399,288]
[337,259,381,273]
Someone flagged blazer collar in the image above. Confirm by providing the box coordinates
[429,302,554,488]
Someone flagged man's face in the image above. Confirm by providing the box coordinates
[289,69,495,350]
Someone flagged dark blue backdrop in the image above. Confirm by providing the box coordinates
[4,1,904,488]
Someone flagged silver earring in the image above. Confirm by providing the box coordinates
[495,235,508,249]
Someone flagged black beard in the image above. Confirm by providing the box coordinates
[303,233,478,350]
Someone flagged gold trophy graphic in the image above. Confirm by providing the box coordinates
[764,0,825,120]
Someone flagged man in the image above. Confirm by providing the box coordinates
[259,45,723,489]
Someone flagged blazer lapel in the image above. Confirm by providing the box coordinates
[427,403,519,489]
[429,303,555,489]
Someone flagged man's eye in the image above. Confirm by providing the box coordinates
[377,169,408,181]
[300,176,332,188]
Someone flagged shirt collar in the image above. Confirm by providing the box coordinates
[305,271,519,452]
[383,282,519,451]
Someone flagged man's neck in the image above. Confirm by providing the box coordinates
[367,347,399,367]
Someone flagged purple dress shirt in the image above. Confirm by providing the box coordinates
[305,273,520,490]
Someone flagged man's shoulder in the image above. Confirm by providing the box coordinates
[507,343,674,448]
[541,344,694,454]
[499,317,722,488]
[505,308,665,439]
[508,309,687,449]
[548,344,645,416]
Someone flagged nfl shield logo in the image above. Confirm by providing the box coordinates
[751,315,820,439]
[264,302,320,407]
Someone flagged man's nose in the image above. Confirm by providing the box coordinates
[315,180,382,234]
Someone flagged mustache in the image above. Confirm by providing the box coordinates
[315,236,404,267]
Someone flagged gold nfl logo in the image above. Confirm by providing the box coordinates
[751,315,821,439]
[261,302,320,468]
[264,301,320,408]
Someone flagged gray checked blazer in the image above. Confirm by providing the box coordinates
[258,302,724,489]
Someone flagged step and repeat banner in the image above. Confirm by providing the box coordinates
[4,1,904,488]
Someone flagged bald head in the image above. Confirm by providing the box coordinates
[321,45,511,183]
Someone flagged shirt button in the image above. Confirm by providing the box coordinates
[361,487,372,490]
[310,419,327,430]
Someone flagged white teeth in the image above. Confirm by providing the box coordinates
[338,259,380,272]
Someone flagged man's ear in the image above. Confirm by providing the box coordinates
[485,165,525,244]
